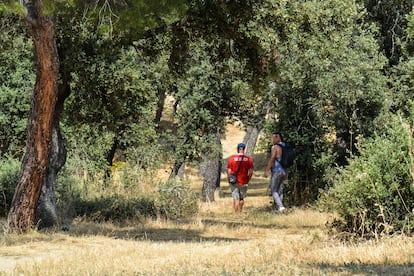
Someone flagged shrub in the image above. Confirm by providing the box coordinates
[319,114,414,238]
[155,179,199,220]
[0,157,20,216]
[73,195,157,222]
[56,144,163,222]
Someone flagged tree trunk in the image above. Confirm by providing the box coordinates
[169,136,190,179]
[35,80,69,229]
[200,132,222,202]
[243,125,260,157]
[35,123,66,229]
[154,87,166,125]
[8,2,59,233]
[104,138,119,179]
[170,161,185,179]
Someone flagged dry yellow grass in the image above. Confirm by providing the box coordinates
[1,123,414,275]
[1,174,414,275]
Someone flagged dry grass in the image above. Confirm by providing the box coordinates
[1,175,414,275]
[1,124,414,275]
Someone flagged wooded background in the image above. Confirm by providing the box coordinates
[1,0,414,236]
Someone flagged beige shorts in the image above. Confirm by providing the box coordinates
[230,184,248,200]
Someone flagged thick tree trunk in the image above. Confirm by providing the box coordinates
[8,4,59,233]
[242,125,260,157]
[35,80,68,229]
[200,132,222,202]
[35,123,66,229]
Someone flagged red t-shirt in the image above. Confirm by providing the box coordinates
[227,154,254,185]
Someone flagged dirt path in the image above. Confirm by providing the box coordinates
[0,252,62,272]
[221,122,246,158]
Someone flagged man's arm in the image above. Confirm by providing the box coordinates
[248,168,253,181]
[264,146,276,177]
[227,168,232,179]
[227,156,233,180]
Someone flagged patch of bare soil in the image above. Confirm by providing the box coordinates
[221,122,246,158]
[0,250,63,272]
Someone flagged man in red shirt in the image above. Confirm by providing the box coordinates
[227,143,254,213]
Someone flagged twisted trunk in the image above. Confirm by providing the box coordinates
[8,1,59,232]
[35,81,68,229]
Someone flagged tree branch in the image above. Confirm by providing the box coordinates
[20,0,41,27]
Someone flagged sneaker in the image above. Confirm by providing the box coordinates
[279,207,286,213]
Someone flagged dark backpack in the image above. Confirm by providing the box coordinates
[278,143,295,169]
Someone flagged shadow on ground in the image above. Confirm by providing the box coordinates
[61,221,243,243]
[308,262,414,275]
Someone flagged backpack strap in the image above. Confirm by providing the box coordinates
[274,143,283,161]
[235,154,244,175]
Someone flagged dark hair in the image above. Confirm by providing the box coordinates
[272,132,283,141]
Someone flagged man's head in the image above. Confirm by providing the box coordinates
[272,132,283,144]
[237,143,246,153]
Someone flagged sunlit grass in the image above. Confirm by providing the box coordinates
[2,189,414,275]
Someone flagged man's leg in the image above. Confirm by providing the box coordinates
[232,185,241,212]
[278,173,286,203]
[233,199,240,212]
[238,186,248,213]
[238,199,244,213]
[271,172,284,210]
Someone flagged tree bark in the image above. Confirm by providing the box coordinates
[35,80,68,229]
[243,125,260,157]
[170,161,185,179]
[8,1,59,233]
[200,132,222,202]
[35,123,66,229]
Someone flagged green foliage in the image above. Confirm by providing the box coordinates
[111,0,187,38]
[407,8,414,55]
[62,124,115,174]
[389,9,414,117]
[56,146,162,221]
[0,15,34,157]
[0,1,24,14]
[319,114,414,238]
[172,37,244,165]
[53,1,174,165]
[66,44,157,126]
[57,161,198,222]
[389,60,414,117]
[51,0,187,43]
[258,0,388,203]
[359,0,413,65]
[0,157,20,216]
[4,0,414,234]
[155,179,199,220]
[62,31,160,168]
[123,143,163,179]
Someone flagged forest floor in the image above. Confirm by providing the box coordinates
[1,123,414,275]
